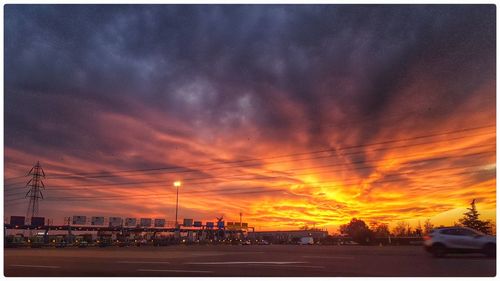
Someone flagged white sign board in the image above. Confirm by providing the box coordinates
[91,216,104,225]
[72,216,86,225]
[125,218,137,227]
[109,217,123,227]
[154,219,166,227]
[183,218,193,227]
[140,218,152,227]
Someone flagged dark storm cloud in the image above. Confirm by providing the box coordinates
[5,4,495,168]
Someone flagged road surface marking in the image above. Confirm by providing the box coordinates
[302,256,355,259]
[186,261,308,265]
[9,264,60,269]
[137,269,213,273]
[265,265,326,269]
[226,251,266,254]
[116,261,171,264]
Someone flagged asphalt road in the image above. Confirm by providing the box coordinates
[4,245,496,277]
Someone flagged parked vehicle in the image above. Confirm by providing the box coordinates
[258,240,270,245]
[423,227,496,257]
[76,240,89,248]
[298,237,314,245]
[242,240,252,245]
[96,238,112,248]
[140,239,149,246]
[27,236,45,248]
[5,235,27,248]
[55,241,68,248]
[115,240,130,247]
[152,238,169,246]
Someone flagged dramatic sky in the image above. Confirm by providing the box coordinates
[4,5,496,232]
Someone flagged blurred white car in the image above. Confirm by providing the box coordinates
[298,237,314,245]
[423,227,496,257]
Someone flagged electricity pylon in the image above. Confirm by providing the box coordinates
[25,161,45,221]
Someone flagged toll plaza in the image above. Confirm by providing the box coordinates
[4,215,254,247]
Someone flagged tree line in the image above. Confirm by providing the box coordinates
[338,199,494,245]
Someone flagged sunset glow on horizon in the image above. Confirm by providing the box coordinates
[4,5,496,233]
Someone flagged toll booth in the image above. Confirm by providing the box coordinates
[5,234,26,248]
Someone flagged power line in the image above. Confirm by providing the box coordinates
[6,104,493,183]
[4,155,493,200]
[48,125,496,179]
[4,133,495,194]
[3,124,495,210]
[3,146,494,195]
[27,188,289,202]
[5,166,494,202]
[56,131,493,180]
[5,124,494,182]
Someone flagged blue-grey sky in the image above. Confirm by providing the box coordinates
[4,5,496,230]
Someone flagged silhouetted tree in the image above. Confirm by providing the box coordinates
[415,221,423,237]
[371,223,390,238]
[407,225,413,237]
[339,218,374,245]
[423,219,434,234]
[393,221,410,237]
[459,199,492,234]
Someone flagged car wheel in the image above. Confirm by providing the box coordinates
[483,243,496,258]
[432,244,447,258]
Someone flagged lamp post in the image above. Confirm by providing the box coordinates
[173,181,181,228]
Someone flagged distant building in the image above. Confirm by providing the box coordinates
[247,230,328,244]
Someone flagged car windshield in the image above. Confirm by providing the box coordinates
[468,228,485,236]
[438,227,486,236]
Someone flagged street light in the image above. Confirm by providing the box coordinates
[173,181,181,228]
